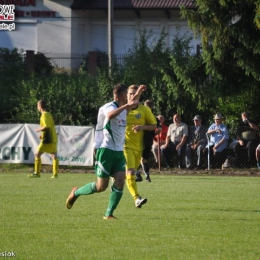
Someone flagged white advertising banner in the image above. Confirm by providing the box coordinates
[0,124,94,166]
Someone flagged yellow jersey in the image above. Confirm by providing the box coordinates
[40,112,58,144]
[124,105,156,152]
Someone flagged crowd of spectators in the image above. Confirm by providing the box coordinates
[149,111,260,170]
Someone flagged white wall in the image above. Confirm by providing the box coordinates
[0,0,73,53]
[0,20,37,51]
[114,23,136,54]
[89,22,107,52]
[0,1,200,69]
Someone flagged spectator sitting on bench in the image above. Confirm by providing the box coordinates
[233,112,259,168]
[203,113,229,169]
[185,115,208,169]
[161,114,188,169]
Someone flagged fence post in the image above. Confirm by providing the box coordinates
[25,50,34,72]
[88,51,98,76]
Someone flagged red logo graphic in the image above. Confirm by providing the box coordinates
[0,4,15,21]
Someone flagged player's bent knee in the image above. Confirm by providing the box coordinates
[51,153,58,159]
[96,184,107,192]
[95,178,109,192]
[126,169,135,176]
[114,178,125,189]
[35,152,41,158]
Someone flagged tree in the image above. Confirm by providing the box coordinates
[180,0,260,97]
[0,48,27,122]
[161,28,215,123]
[33,52,54,76]
[121,27,209,123]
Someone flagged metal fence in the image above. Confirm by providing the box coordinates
[37,52,129,71]
[147,140,259,171]
[147,125,260,171]
[43,53,87,70]
[19,51,260,170]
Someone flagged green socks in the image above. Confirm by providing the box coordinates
[73,182,123,217]
[105,185,123,217]
[74,182,97,196]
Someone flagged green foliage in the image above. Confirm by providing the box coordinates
[10,78,38,123]
[31,73,99,126]
[33,52,54,76]
[254,2,260,29]
[79,50,124,73]
[79,50,109,72]
[180,0,260,96]
[122,28,165,86]
[0,48,27,122]
[216,85,260,137]
[161,29,215,123]
[0,48,116,125]
[1,15,260,128]
[2,72,97,125]
[121,27,203,122]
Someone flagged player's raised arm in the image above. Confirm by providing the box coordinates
[131,84,146,101]
[126,84,146,113]
[107,100,139,119]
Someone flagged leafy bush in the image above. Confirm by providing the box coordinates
[1,26,260,129]
[0,48,27,122]
[33,52,54,76]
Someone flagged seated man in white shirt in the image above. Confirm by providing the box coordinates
[203,113,229,169]
[161,114,188,169]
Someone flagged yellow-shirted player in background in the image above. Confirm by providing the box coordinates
[124,85,157,208]
[28,100,59,178]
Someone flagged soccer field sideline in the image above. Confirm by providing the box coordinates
[1,173,260,260]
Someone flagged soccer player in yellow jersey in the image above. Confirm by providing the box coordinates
[124,85,157,207]
[28,100,59,178]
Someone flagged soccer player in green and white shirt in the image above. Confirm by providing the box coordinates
[66,83,143,219]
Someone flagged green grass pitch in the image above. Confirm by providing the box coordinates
[1,172,260,260]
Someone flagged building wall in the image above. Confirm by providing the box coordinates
[71,9,201,55]
[0,1,200,69]
[0,0,73,53]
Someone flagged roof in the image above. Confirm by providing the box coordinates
[71,0,195,10]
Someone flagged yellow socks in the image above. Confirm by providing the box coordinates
[34,158,59,178]
[52,159,59,177]
[34,158,41,176]
[126,174,139,200]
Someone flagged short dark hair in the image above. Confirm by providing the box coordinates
[113,83,127,96]
[38,100,47,109]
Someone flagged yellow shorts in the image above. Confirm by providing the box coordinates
[124,148,142,170]
[37,142,57,154]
